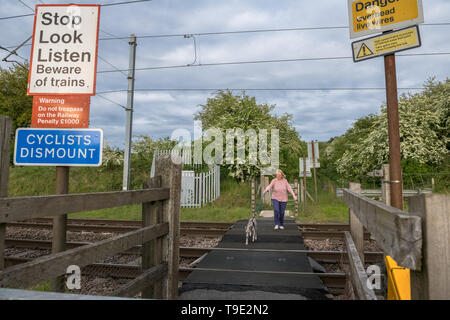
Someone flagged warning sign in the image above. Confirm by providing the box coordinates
[357,43,374,58]
[27,4,100,95]
[352,25,421,62]
[348,0,424,39]
[31,95,90,128]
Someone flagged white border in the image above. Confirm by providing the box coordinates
[14,128,103,167]
[348,0,424,39]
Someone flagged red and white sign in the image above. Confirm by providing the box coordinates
[27,4,100,95]
[31,95,90,128]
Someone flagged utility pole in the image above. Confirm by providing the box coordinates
[123,34,137,191]
[303,156,307,214]
[384,53,403,210]
[312,140,318,202]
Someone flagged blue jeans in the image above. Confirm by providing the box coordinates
[272,199,287,226]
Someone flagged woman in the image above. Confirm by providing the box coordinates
[263,169,297,230]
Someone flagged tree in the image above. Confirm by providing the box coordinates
[194,90,303,181]
[324,78,449,182]
[0,63,32,132]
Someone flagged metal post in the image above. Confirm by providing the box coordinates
[251,178,255,216]
[51,166,69,292]
[123,34,137,191]
[303,156,307,214]
[382,164,391,206]
[384,54,403,210]
[312,140,318,202]
[294,179,299,216]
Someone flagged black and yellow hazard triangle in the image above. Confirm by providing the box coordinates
[357,43,374,58]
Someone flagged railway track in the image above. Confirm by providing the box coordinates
[7,219,371,239]
[3,256,347,294]
[4,218,380,296]
[4,238,383,263]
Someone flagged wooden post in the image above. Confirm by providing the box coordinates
[0,116,12,271]
[381,164,391,206]
[410,194,450,299]
[262,176,270,205]
[384,54,403,211]
[299,178,305,203]
[51,166,69,292]
[431,178,435,191]
[294,179,298,216]
[154,155,181,300]
[141,175,161,299]
[251,178,255,216]
[349,182,364,265]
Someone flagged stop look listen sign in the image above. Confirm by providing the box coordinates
[27,4,100,95]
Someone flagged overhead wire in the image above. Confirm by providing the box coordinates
[96,52,450,74]
[0,0,152,20]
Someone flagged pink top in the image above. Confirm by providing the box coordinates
[264,178,296,202]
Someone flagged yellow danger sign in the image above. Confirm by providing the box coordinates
[348,0,424,39]
[352,25,421,62]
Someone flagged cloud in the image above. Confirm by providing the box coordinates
[1,0,449,147]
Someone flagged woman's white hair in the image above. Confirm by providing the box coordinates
[276,169,286,179]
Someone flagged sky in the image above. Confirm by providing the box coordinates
[1,0,449,148]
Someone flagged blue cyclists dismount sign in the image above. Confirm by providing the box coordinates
[14,128,103,166]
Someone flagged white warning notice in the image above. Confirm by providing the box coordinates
[27,4,100,95]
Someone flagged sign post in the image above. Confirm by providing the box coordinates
[51,166,69,292]
[21,4,101,292]
[384,53,403,210]
[348,0,424,211]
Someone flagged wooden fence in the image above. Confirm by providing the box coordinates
[0,115,182,299]
[343,182,449,300]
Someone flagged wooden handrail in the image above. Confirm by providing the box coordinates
[343,189,422,270]
[344,231,377,300]
[0,222,169,289]
[0,188,170,223]
[114,262,168,297]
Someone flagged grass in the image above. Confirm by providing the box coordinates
[295,191,349,223]
[28,281,51,292]
[7,166,360,224]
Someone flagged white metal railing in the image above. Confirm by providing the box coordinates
[151,149,220,207]
[181,166,220,208]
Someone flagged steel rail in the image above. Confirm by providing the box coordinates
[4,238,383,263]
[3,257,346,293]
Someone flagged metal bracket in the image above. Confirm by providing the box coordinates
[383,180,402,184]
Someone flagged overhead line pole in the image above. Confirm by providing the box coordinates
[123,34,137,191]
[312,140,318,202]
[384,53,403,210]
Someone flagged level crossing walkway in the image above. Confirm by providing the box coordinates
[179,217,329,300]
